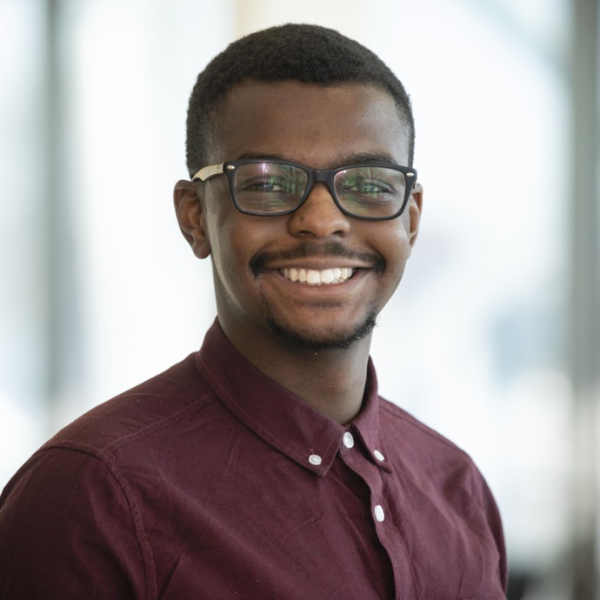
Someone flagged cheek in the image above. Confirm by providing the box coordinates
[210,230,243,287]
[205,217,237,289]
[208,213,263,286]
[373,219,411,265]
[374,223,412,299]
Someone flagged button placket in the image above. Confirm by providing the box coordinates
[340,441,416,597]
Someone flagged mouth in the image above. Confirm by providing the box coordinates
[281,267,355,286]
[250,241,386,281]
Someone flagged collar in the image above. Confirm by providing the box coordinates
[195,319,391,476]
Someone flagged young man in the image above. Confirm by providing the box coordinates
[0,24,507,599]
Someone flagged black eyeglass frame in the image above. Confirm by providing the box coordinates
[192,159,418,221]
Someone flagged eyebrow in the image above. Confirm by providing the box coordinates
[235,151,400,168]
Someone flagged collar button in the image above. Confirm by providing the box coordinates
[308,454,322,466]
[343,432,355,449]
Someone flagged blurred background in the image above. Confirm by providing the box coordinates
[0,0,598,598]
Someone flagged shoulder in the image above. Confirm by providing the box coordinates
[0,353,221,598]
[0,433,153,597]
[378,396,467,457]
[41,352,217,460]
[377,396,494,500]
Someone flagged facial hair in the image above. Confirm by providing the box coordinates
[250,240,385,277]
[251,240,384,351]
[260,294,378,352]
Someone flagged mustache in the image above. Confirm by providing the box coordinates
[250,241,386,276]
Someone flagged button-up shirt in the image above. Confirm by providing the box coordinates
[0,320,507,599]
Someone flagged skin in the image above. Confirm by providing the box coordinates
[174,81,423,424]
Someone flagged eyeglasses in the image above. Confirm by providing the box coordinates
[192,159,417,221]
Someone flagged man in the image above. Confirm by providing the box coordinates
[0,24,507,599]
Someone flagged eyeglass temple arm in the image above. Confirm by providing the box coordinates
[192,163,224,182]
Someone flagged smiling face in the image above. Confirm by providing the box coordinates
[176,80,422,355]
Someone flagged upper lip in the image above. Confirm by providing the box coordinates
[249,240,383,276]
[267,259,370,270]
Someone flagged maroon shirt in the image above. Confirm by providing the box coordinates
[0,320,507,599]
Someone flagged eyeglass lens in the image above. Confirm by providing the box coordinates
[232,162,407,218]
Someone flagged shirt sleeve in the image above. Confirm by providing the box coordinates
[0,447,149,599]
[472,465,509,592]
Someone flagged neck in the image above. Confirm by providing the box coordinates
[221,320,372,425]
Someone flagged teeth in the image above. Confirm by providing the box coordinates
[321,270,334,284]
[307,270,321,284]
[281,267,355,285]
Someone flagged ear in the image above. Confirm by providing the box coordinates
[407,182,423,249]
[173,180,211,259]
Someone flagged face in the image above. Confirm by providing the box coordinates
[175,81,422,353]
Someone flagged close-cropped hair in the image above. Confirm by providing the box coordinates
[186,23,415,176]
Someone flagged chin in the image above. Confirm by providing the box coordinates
[265,308,378,352]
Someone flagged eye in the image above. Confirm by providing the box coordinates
[340,177,393,195]
[238,176,293,193]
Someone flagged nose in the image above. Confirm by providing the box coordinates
[287,183,351,238]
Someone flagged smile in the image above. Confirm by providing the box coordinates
[281,267,355,286]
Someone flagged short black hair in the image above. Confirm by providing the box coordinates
[186,23,415,176]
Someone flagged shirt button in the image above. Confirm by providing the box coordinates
[374,449,385,462]
[374,505,385,522]
[343,432,355,449]
[308,454,322,466]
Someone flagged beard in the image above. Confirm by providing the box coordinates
[260,295,378,352]
[250,240,384,351]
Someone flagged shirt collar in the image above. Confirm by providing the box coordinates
[351,366,393,473]
[195,319,391,476]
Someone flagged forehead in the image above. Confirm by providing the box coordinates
[211,80,410,168]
